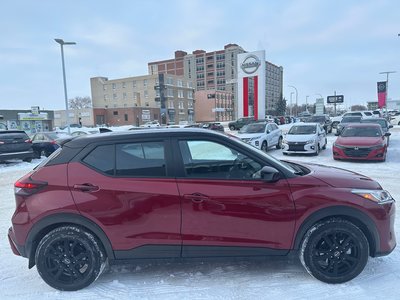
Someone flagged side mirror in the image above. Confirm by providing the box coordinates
[261,166,281,183]
[385,132,391,137]
[389,125,393,129]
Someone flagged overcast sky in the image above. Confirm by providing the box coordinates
[1,0,399,111]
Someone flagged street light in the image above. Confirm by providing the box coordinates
[55,38,76,134]
[290,92,294,116]
[306,95,309,112]
[288,85,298,116]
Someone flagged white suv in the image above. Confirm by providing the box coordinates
[237,121,283,152]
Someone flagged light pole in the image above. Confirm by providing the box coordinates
[290,92,294,116]
[55,38,76,134]
[288,85,298,116]
[379,71,396,115]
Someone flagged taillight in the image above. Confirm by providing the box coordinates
[0,141,4,145]
[51,140,57,145]
[14,178,47,196]
[24,139,32,143]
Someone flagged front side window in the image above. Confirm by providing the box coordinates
[83,145,114,175]
[179,140,263,180]
[116,142,166,177]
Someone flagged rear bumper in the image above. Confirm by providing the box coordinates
[8,227,27,257]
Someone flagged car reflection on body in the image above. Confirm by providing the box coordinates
[282,123,327,156]
[333,123,390,162]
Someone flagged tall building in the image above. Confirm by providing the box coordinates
[90,74,194,126]
[148,44,283,118]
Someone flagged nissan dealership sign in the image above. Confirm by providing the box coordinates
[237,51,266,120]
[240,54,261,74]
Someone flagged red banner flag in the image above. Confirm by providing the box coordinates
[377,81,387,108]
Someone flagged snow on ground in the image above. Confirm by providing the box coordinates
[1,126,399,299]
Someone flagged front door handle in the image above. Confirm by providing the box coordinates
[73,183,99,193]
[183,193,210,203]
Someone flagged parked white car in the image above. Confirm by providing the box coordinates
[140,121,160,128]
[390,115,400,125]
[331,111,374,128]
[237,121,282,152]
[282,123,327,155]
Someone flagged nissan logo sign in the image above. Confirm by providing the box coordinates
[240,55,261,74]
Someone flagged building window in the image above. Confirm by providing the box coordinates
[197,73,204,79]
[123,92,127,99]
[144,79,148,87]
[113,111,118,116]
[187,82,193,88]
[167,88,174,97]
[179,101,184,109]
[103,85,107,91]
[132,81,137,88]
[177,80,183,87]
[168,101,174,109]
[113,93,117,100]
[124,114,128,121]
[166,77,174,85]
[112,83,116,90]
[104,94,108,101]
[178,90,184,98]
[122,82,126,88]
[144,90,148,98]
[188,91,193,99]
[156,89,160,97]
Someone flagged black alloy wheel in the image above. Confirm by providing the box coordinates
[35,226,105,291]
[300,219,369,284]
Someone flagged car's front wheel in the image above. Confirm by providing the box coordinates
[300,218,369,284]
[261,141,268,152]
[35,226,106,291]
[276,137,283,149]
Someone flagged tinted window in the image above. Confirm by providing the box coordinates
[179,140,263,180]
[116,142,166,177]
[83,145,114,175]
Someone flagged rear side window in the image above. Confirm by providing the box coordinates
[116,142,166,177]
[83,145,114,175]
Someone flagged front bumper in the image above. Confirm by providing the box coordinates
[333,146,386,161]
[282,142,316,154]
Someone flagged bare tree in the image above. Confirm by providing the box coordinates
[68,96,92,109]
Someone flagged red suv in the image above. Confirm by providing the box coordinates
[9,129,396,290]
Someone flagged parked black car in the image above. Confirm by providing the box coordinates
[336,116,363,135]
[202,122,224,132]
[0,130,34,162]
[305,115,333,133]
[228,117,255,131]
[31,132,69,158]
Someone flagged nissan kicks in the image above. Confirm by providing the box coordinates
[9,129,396,290]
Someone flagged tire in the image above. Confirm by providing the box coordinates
[261,141,268,152]
[300,218,369,284]
[314,143,320,156]
[35,226,106,291]
[322,138,327,150]
[276,137,283,149]
[229,125,235,131]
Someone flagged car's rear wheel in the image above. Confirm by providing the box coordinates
[35,226,106,291]
[229,125,235,131]
[322,138,327,150]
[300,218,369,284]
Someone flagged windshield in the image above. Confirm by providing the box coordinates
[239,123,266,134]
[341,117,361,123]
[341,127,382,137]
[308,116,325,122]
[362,119,387,128]
[288,125,316,135]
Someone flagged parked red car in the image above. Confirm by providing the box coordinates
[9,129,396,290]
[333,123,390,161]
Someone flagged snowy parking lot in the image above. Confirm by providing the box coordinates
[1,126,399,300]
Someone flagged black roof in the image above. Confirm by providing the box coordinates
[64,128,228,148]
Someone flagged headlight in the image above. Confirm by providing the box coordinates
[333,143,345,149]
[352,189,395,204]
[370,144,385,150]
[250,136,262,141]
[306,139,315,144]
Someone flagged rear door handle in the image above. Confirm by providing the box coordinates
[73,183,99,192]
[183,193,210,203]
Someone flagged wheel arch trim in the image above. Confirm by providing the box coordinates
[26,213,114,268]
[293,206,380,256]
